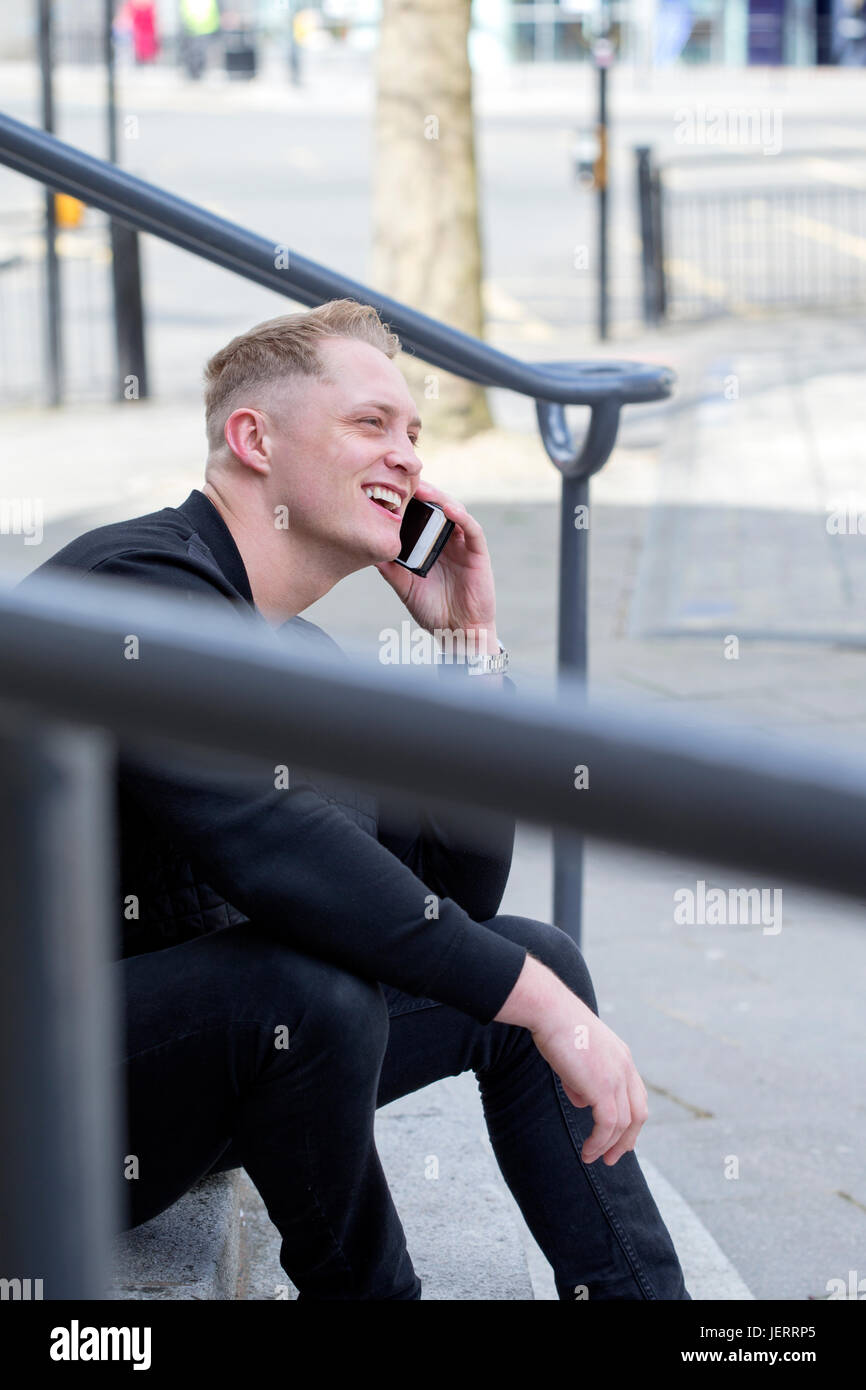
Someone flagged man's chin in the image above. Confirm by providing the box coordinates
[351,536,403,569]
[373,549,403,570]
[369,533,404,566]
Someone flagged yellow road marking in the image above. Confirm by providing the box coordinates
[663,256,728,300]
[803,157,866,190]
[783,210,866,263]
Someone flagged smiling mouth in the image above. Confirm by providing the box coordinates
[363,484,403,518]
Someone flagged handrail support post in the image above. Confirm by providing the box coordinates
[535,392,626,948]
[0,711,124,1298]
[554,471,589,946]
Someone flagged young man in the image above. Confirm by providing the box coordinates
[23,299,689,1300]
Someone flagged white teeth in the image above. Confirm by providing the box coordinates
[364,485,401,511]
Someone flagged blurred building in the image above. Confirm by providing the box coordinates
[0,0,861,65]
[478,0,860,65]
[294,0,866,65]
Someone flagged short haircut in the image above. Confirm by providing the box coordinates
[203,298,402,454]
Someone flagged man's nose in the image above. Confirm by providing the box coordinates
[383,442,422,476]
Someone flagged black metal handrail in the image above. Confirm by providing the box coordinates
[0,113,672,413]
[6,570,866,900]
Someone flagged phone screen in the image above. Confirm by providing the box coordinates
[398,498,433,563]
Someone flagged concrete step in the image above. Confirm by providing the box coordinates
[106,1170,243,1301]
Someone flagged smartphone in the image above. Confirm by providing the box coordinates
[394,498,455,576]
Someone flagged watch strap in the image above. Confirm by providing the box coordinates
[466,641,509,676]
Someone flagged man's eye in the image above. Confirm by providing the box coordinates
[361,417,419,447]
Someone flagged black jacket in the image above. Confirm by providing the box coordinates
[20,489,527,1024]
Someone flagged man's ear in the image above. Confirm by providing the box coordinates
[224,407,271,475]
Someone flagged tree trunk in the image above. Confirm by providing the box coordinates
[371,0,493,440]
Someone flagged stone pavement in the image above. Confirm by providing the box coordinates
[6,308,866,1299]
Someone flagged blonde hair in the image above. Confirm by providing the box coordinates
[203,298,402,453]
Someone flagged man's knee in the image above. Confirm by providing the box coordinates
[207,926,391,1070]
[478,914,599,1014]
[302,963,390,1063]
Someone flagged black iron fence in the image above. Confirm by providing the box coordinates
[0,204,113,406]
[636,146,866,324]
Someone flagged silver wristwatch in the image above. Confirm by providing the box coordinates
[467,641,509,676]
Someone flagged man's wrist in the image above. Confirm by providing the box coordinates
[469,635,508,677]
[493,953,566,1030]
[431,625,508,676]
[464,628,507,675]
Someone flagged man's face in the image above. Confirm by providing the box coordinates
[263,336,423,568]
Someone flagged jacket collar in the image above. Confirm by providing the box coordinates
[175,489,335,651]
[176,488,256,609]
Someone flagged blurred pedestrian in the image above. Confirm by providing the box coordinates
[116,1,160,65]
[179,0,222,81]
[130,0,160,64]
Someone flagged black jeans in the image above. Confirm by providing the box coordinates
[116,914,690,1300]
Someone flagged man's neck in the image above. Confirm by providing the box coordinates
[199,480,353,626]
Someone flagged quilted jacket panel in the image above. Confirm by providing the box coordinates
[118,768,379,959]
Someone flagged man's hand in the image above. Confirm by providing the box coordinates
[494,955,649,1166]
[375,479,499,655]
